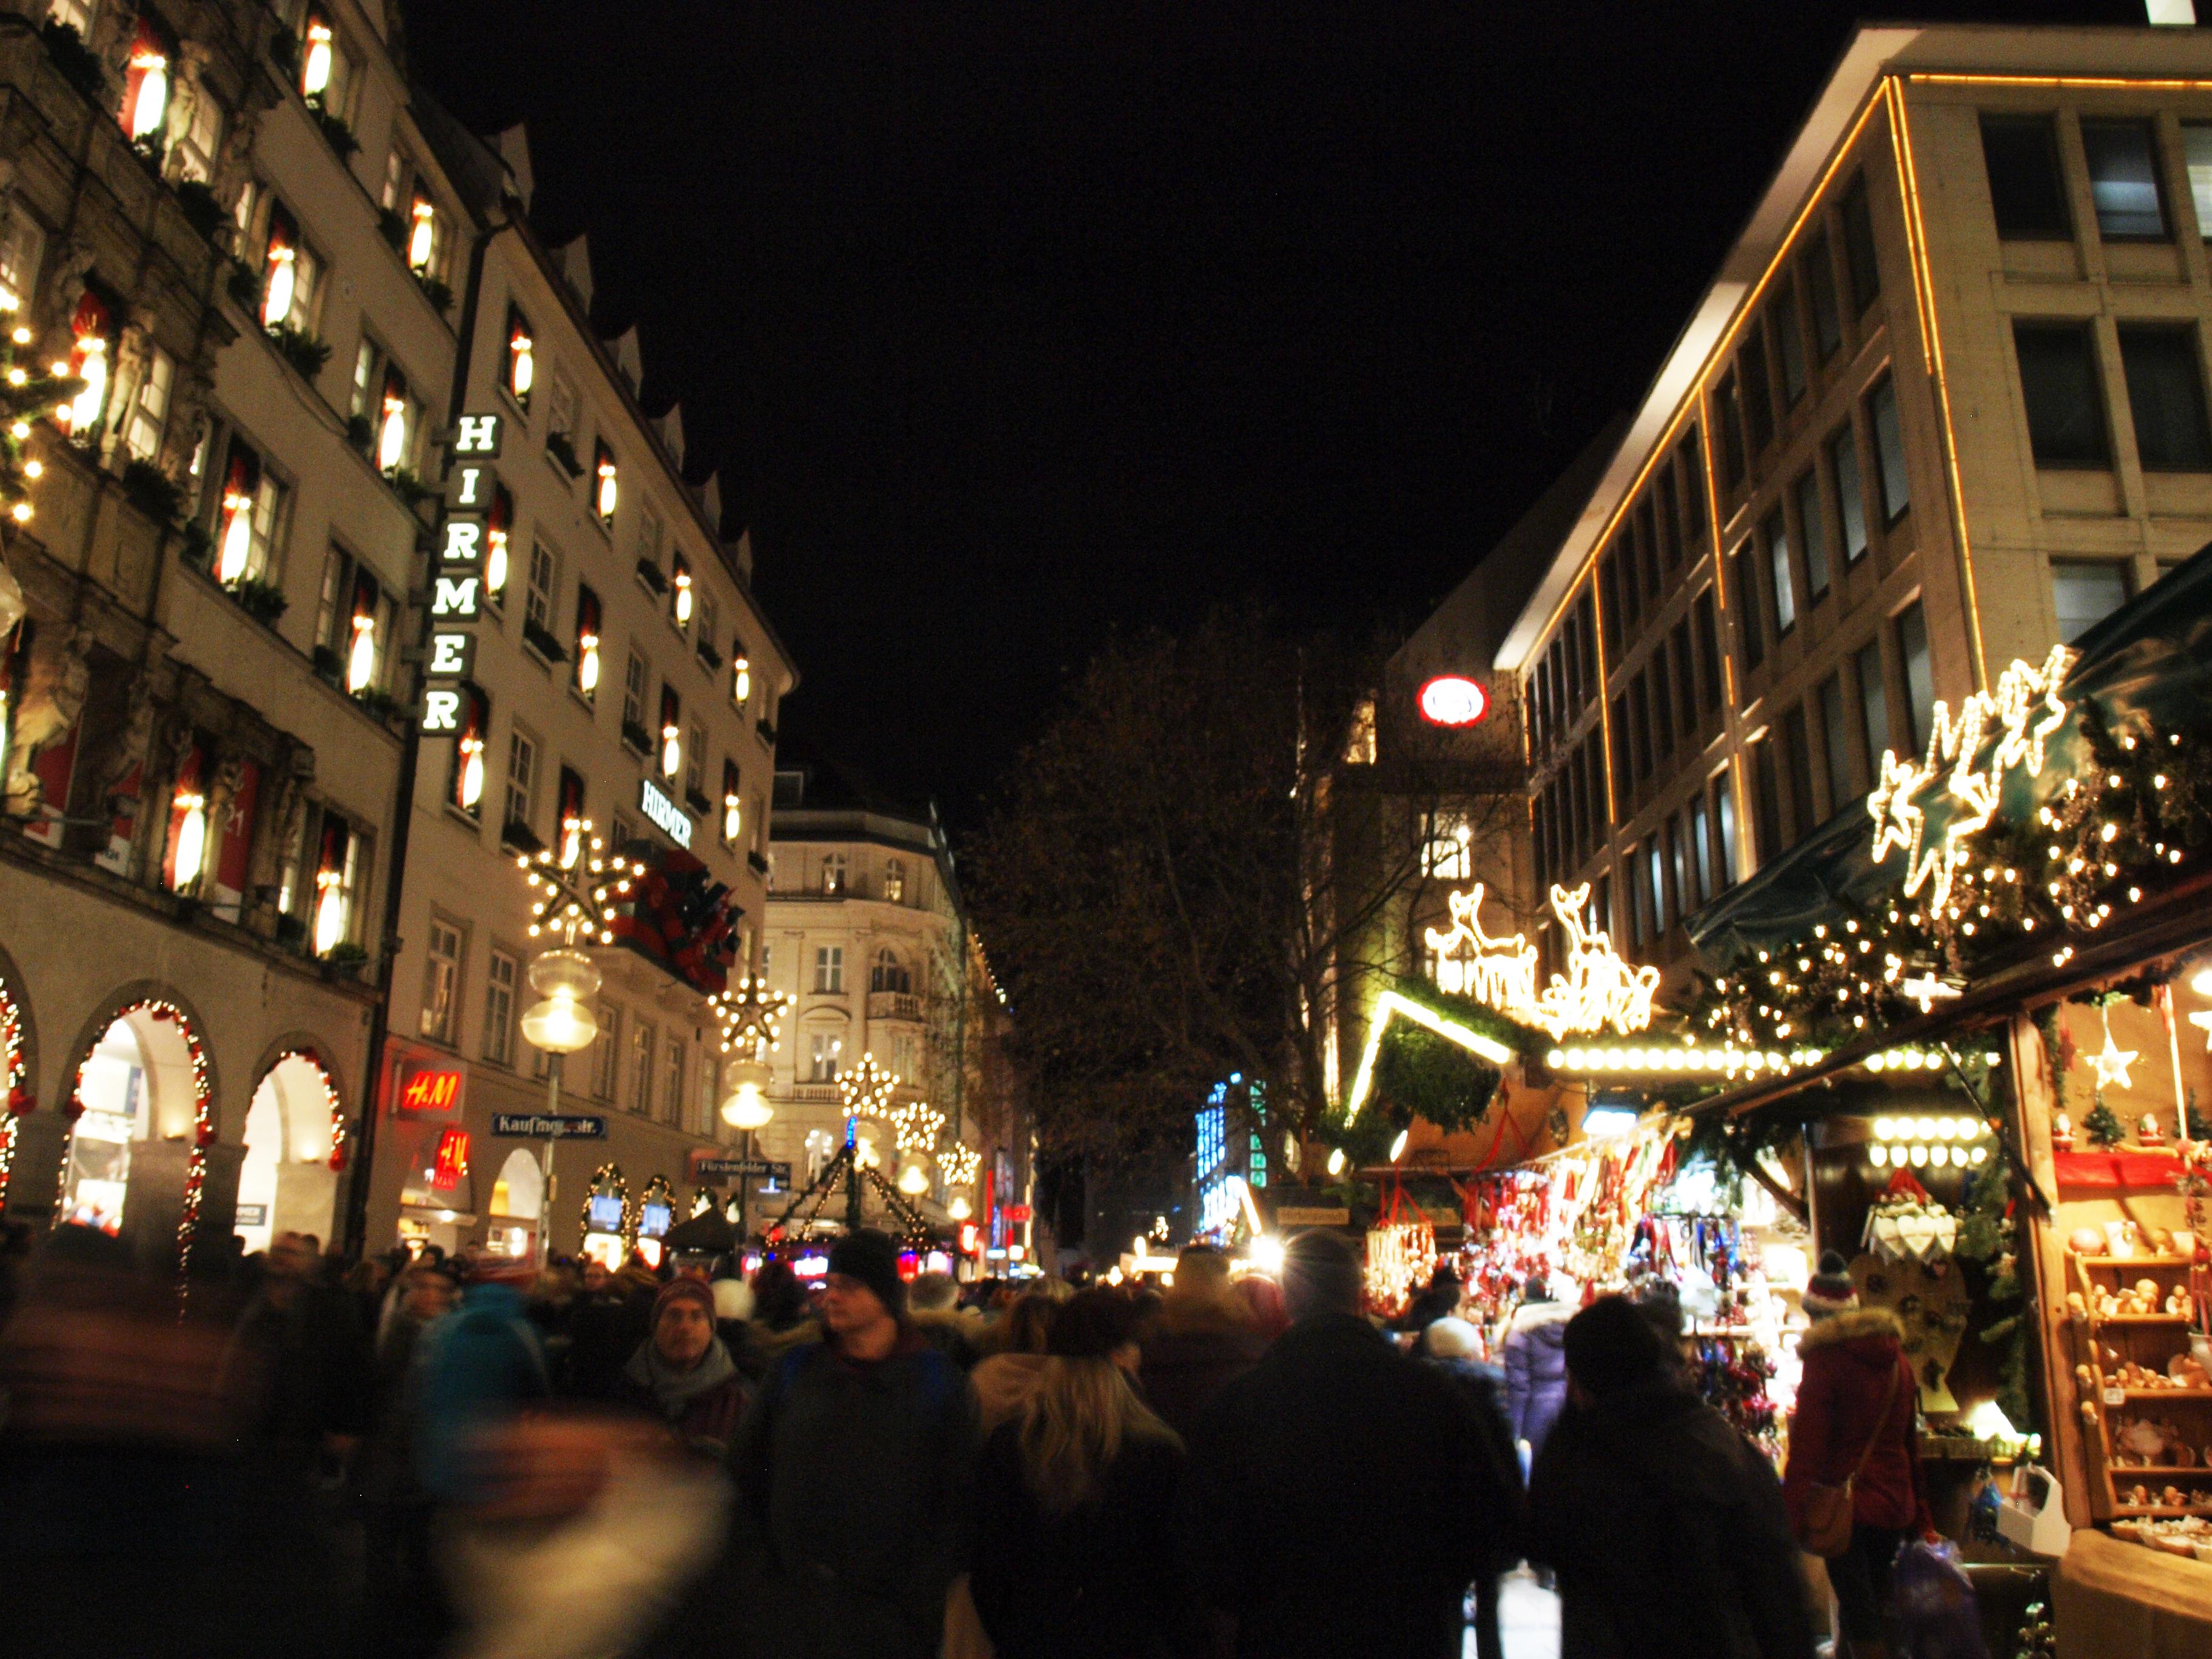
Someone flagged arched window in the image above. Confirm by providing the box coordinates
[883,857,905,903]
[870,950,911,996]
[821,853,846,895]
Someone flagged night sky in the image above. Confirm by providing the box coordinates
[400,0,2142,827]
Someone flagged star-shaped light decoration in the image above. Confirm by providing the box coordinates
[2091,1031,2140,1091]
[1899,974,1963,1016]
[2188,1009,2212,1052]
[940,1142,982,1188]
[710,974,791,1061]
[837,1052,900,1121]
[519,820,642,947]
[890,1099,945,1156]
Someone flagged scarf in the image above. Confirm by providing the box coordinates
[624,1335,737,1420]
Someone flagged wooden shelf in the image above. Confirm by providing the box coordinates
[2093,1314,2194,1326]
[2077,1256,2193,1269]
[2110,1466,2212,1476]
[2116,1389,2212,1399]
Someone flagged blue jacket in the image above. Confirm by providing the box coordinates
[1501,1299,1574,1455]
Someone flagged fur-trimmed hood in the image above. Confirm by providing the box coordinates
[1795,1305,1903,1355]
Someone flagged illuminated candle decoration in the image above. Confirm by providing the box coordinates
[127,50,169,142]
[731,655,751,706]
[407,201,436,272]
[560,814,582,870]
[63,337,106,435]
[484,525,508,596]
[673,569,692,626]
[457,732,484,810]
[377,392,408,472]
[346,612,376,692]
[508,323,534,401]
[170,789,207,891]
[723,792,742,843]
[314,866,347,954]
[262,245,296,327]
[660,723,681,779]
[302,21,333,98]
[217,488,254,583]
[576,631,600,695]
[595,452,618,522]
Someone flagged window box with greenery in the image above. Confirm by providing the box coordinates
[171,179,224,242]
[414,272,454,315]
[544,429,583,477]
[226,261,260,312]
[500,818,544,855]
[684,786,712,817]
[312,643,343,685]
[521,617,568,665]
[275,911,308,952]
[40,21,109,105]
[697,640,723,672]
[384,466,435,508]
[748,850,769,876]
[319,940,369,981]
[266,322,330,382]
[224,575,289,625]
[351,686,400,723]
[377,205,407,252]
[344,411,374,451]
[756,717,777,745]
[121,459,183,526]
[178,520,212,568]
[304,102,358,160]
[634,557,669,597]
[620,716,652,756]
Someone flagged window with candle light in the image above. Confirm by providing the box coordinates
[161,742,209,894]
[449,684,489,818]
[593,440,618,528]
[659,684,682,779]
[556,766,586,868]
[258,204,319,333]
[119,18,173,149]
[729,639,751,709]
[210,434,289,587]
[404,186,441,279]
[55,288,113,442]
[313,548,392,695]
[311,816,358,957]
[483,482,513,605]
[505,305,534,409]
[298,7,353,119]
[722,759,742,846]
[572,583,602,699]
[670,550,691,629]
[374,362,416,476]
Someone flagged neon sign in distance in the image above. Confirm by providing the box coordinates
[1418,675,1488,727]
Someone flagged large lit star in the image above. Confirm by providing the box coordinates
[2090,1032,2140,1091]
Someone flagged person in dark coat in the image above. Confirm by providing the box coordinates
[618,1277,749,1459]
[729,1229,978,1659]
[1137,1244,1267,1442]
[971,1289,1201,1659]
[1421,1316,1526,1659]
[565,1256,650,1400]
[1780,1259,1931,1659]
[1185,1231,1504,1659]
[1501,1269,1575,1461]
[1391,1264,1464,1335]
[1530,1296,1814,1659]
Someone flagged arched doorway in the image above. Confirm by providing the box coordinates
[62,998,209,1237]
[486,1147,543,1261]
[235,1050,343,1256]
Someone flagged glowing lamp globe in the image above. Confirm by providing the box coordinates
[896,1153,931,1196]
[1417,674,1489,728]
[521,995,598,1054]
[947,1195,971,1221]
[720,1058,774,1130]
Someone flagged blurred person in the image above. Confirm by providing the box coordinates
[564,1248,649,1400]
[1,1226,337,1657]
[1531,1296,1813,1659]
[988,1285,1061,1355]
[226,1228,370,1478]
[619,1276,749,1459]
[970,1289,1199,1659]
[731,1228,978,1659]
[1235,1270,1289,1342]
[971,1286,1061,1432]
[1420,1317,1526,1659]
[1392,1262,1464,1335]
[909,1269,979,1370]
[1502,1268,1576,1464]
[710,1272,754,1363]
[361,1262,461,1659]
[1781,1256,1930,1659]
[1137,1244,1265,1441]
[1186,1232,1505,1659]
[735,1256,820,1383]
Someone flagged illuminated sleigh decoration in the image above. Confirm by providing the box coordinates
[1424,882,1661,1042]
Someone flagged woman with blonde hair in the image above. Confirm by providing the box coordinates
[970,1289,1200,1658]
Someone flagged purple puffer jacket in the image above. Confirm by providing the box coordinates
[1501,1299,1575,1456]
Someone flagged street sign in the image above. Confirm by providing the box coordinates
[692,1157,790,1182]
[1275,1205,1352,1227]
[491,1112,607,1139]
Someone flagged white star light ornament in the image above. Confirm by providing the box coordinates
[1899,975,1962,1015]
[2090,1033,2139,1092]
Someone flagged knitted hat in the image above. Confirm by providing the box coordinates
[654,1275,717,1326]
[828,1228,907,1318]
[1803,1250,1858,1320]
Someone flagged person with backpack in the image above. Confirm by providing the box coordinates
[729,1229,979,1659]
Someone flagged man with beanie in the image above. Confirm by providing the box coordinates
[618,1277,748,1459]
[1530,1296,1814,1659]
[1185,1231,1509,1659]
[729,1228,978,1659]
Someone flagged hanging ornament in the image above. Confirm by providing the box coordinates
[2092,1004,2139,1093]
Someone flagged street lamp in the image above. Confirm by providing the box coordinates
[720,1056,774,1130]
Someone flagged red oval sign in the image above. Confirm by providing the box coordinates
[1418,675,1489,726]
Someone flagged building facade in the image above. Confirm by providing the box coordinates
[1498,22,2212,997]
[756,766,1028,1267]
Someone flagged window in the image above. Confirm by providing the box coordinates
[1715,372,1746,491]
[122,344,173,464]
[623,651,649,737]
[1647,834,1669,938]
[1854,640,1889,771]
[1649,643,1674,759]
[884,857,905,902]
[547,374,579,452]
[1655,468,1680,569]
[670,551,693,632]
[2051,560,2132,644]
[1751,738,1782,867]
[806,1031,840,1083]
[449,685,489,817]
[1794,469,1830,603]
[259,204,320,333]
[1818,674,1854,811]
[820,855,846,897]
[1980,115,2073,241]
[2117,324,2212,471]
[685,722,706,799]
[299,8,354,121]
[1868,376,1909,524]
[1781,705,1815,840]
[574,585,602,700]
[1840,173,1880,313]
[1610,694,1631,793]
[1738,321,1775,457]
[1599,554,1624,657]
[212,435,290,587]
[661,1037,683,1127]
[504,728,536,839]
[373,363,418,477]
[1763,506,1795,637]
[0,201,45,314]
[1772,279,1808,406]
[506,305,534,408]
[1895,602,1934,755]
[1678,429,1706,538]
[659,685,682,779]
[590,1005,620,1099]
[421,917,461,1045]
[2186,125,2212,239]
[1731,543,1764,671]
[871,949,912,994]
[1829,426,1868,565]
[484,950,518,1067]
[1804,232,1842,361]
[314,547,394,695]
[556,766,586,868]
[1689,796,1714,907]
[1714,774,1739,891]
[404,186,445,281]
[814,945,844,993]
[593,440,618,528]
[2080,119,2167,241]
[2014,321,2110,468]
[1694,589,1721,714]
[730,640,752,711]
[1671,618,1697,734]
[629,1022,655,1115]
[721,758,743,847]
[697,593,718,662]
[525,541,556,635]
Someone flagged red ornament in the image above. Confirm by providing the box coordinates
[152,1005,175,1022]
[327,1145,347,1173]
[61,1098,85,1120]
[7,1085,30,1114]
[195,1121,217,1147]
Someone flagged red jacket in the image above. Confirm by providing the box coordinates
[1781,1307,1930,1535]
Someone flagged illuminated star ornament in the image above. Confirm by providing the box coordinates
[518,820,642,947]
[711,974,791,1059]
[890,1099,945,1155]
[2090,1031,2139,1092]
[837,1052,900,1121]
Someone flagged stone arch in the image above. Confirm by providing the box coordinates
[50,981,215,1253]
[234,1037,346,1254]
[0,937,42,1105]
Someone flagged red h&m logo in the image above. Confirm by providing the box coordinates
[400,1066,463,1114]
[431,1126,471,1190]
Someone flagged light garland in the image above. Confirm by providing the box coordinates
[0,982,26,1213]
[275,1048,347,1172]
[1364,1216,1435,1316]
[579,1162,631,1238]
[1426,882,1660,1041]
[1346,988,1515,1117]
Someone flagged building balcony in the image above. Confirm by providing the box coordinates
[867,990,922,1023]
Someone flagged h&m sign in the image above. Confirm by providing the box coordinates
[422,414,500,737]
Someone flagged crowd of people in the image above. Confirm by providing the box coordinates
[0,1218,1928,1659]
